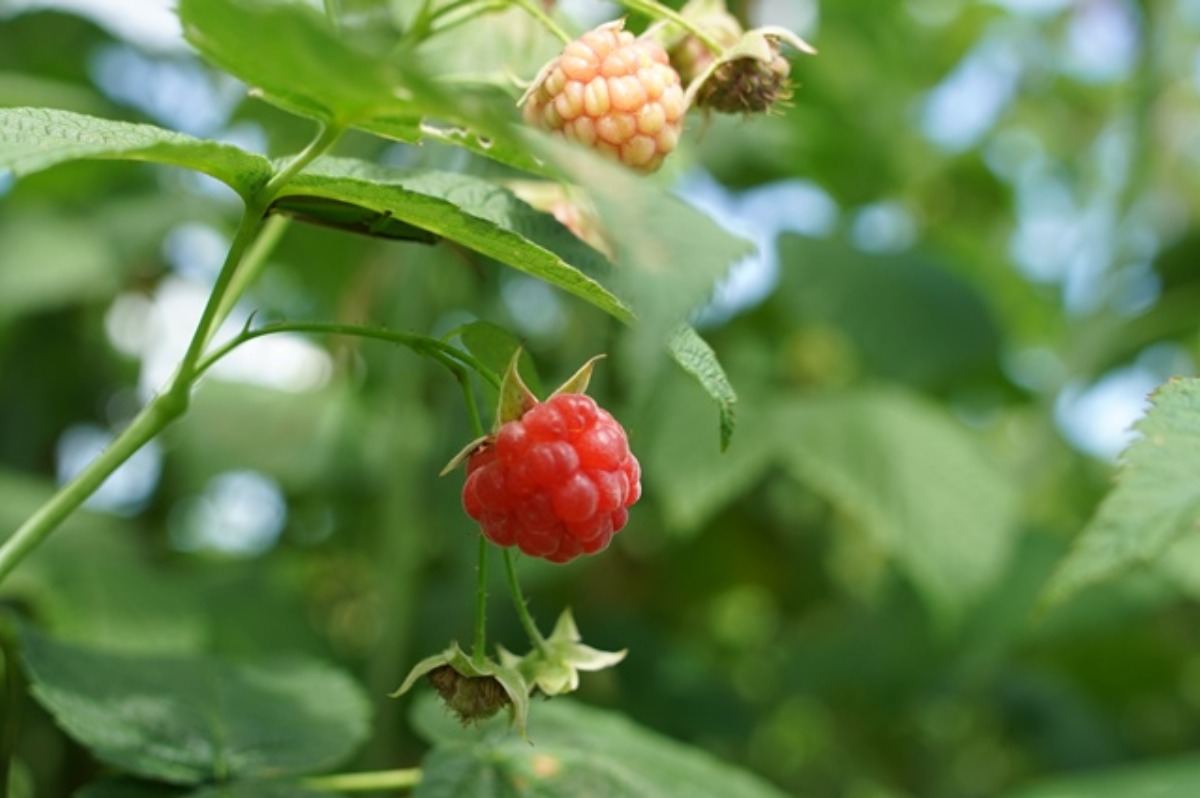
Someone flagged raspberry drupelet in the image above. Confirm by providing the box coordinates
[520,21,686,174]
[462,393,641,564]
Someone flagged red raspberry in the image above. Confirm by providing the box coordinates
[520,21,686,174]
[462,393,640,563]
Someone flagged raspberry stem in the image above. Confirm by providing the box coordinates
[473,534,490,666]
[504,548,549,655]
[511,0,571,44]
[618,0,724,53]
[466,373,490,667]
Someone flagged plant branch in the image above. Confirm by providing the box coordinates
[504,548,547,655]
[304,768,422,792]
[618,0,722,52]
[195,321,501,389]
[511,0,571,44]
[263,123,342,199]
[212,214,291,330]
[473,534,490,666]
[0,394,182,586]
[0,123,343,587]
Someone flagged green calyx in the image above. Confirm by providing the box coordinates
[391,610,624,738]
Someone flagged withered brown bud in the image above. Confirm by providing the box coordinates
[695,46,793,114]
[428,665,511,724]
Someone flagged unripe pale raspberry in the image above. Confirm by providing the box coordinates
[462,393,641,564]
[520,21,686,174]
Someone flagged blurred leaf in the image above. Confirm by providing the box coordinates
[178,0,537,172]
[0,470,206,653]
[187,784,327,798]
[179,0,412,125]
[279,157,626,318]
[74,780,184,798]
[643,372,769,533]
[776,236,1001,388]
[668,326,738,450]
[0,210,119,324]
[0,108,271,195]
[776,388,1019,620]
[458,320,543,396]
[531,136,752,391]
[1041,378,1200,607]
[76,780,327,798]
[411,697,789,798]
[1007,754,1200,797]
[21,627,371,784]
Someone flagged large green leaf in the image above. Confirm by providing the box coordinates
[776,389,1019,619]
[278,157,627,319]
[179,0,415,125]
[1007,754,1200,797]
[0,108,270,196]
[776,235,1002,389]
[178,0,539,172]
[530,136,753,389]
[0,471,206,654]
[76,780,327,798]
[0,210,120,324]
[643,371,768,533]
[1041,378,1200,607]
[411,697,788,798]
[21,627,371,785]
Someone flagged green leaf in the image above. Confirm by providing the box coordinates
[0,470,207,654]
[667,326,738,450]
[412,698,789,798]
[180,0,409,124]
[527,134,752,421]
[179,0,531,172]
[0,108,271,196]
[278,157,627,319]
[775,389,1019,620]
[458,321,542,395]
[0,210,120,325]
[1007,754,1200,797]
[643,372,770,533]
[1041,378,1200,607]
[20,627,371,785]
[776,236,1002,388]
[75,779,329,798]
[74,780,184,798]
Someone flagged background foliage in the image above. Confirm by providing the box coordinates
[3,0,1200,796]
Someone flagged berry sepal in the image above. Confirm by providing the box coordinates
[389,641,533,737]
[684,26,815,115]
[508,609,627,697]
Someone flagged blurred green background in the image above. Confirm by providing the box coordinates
[3,0,1200,796]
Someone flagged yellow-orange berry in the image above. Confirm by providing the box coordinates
[521,21,686,174]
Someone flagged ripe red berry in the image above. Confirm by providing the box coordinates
[462,393,640,563]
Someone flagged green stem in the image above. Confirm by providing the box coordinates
[504,548,547,654]
[176,209,269,384]
[304,768,422,793]
[0,393,183,586]
[619,0,722,52]
[511,0,571,44]
[461,367,490,666]
[428,1,507,38]
[212,214,291,330]
[263,123,343,199]
[0,124,343,588]
[196,322,501,389]
[473,534,490,666]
